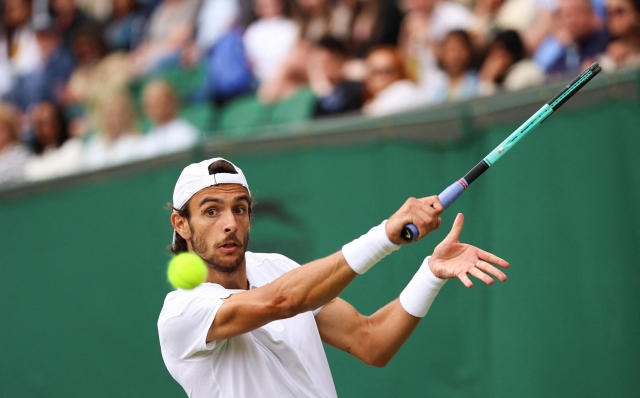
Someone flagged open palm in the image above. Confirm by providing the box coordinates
[430,214,510,288]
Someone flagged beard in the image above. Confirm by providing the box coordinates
[189,230,250,275]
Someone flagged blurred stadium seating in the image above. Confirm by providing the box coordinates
[0,68,639,397]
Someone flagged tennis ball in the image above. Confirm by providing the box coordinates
[167,253,207,290]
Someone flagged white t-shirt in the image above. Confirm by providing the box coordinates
[243,17,299,81]
[82,133,146,171]
[158,252,337,398]
[196,0,240,50]
[24,138,83,182]
[139,119,199,158]
[0,26,42,75]
[363,80,427,116]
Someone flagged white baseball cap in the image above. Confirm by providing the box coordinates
[173,157,251,210]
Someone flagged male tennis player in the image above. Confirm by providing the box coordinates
[158,157,509,397]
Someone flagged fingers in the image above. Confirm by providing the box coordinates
[445,213,465,242]
[417,196,442,232]
[411,206,435,239]
[400,196,442,240]
[468,266,495,285]
[477,248,510,268]
[476,260,507,282]
[388,196,444,244]
[421,196,443,214]
[458,258,509,288]
[457,272,473,288]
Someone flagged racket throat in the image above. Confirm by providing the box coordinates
[463,160,490,185]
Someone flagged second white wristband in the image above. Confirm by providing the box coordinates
[399,256,447,317]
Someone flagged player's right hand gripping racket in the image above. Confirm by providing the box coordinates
[402,62,602,242]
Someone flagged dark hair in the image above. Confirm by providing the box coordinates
[316,36,349,57]
[30,101,70,155]
[438,29,476,72]
[444,29,473,48]
[492,30,526,64]
[73,24,110,57]
[631,0,640,13]
[169,160,254,254]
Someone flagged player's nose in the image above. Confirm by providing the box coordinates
[222,209,238,233]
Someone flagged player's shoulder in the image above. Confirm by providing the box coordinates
[246,251,301,278]
[159,283,230,320]
[246,251,299,267]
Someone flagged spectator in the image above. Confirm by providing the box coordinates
[64,25,131,122]
[244,0,299,81]
[599,0,640,70]
[0,103,30,186]
[104,0,148,52]
[75,0,113,21]
[398,0,472,83]
[196,0,241,51]
[130,0,201,74]
[362,45,425,116]
[24,101,83,181]
[83,91,145,170]
[478,29,545,95]
[293,0,333,42]
[308,36,363,117]
[348,0,404,57]
[468,0,537,47]
[429,30,479,103]
[1,0,42,81]
[257,41,310,103]
[302,0,402,57]
[523,0,556,55]
[50,0,100,49]
[140,81,199,157]
[204,26,255,105]
[9,21,75,111]
[533,0,609,75]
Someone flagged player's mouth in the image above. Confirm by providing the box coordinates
[219,240,241,254]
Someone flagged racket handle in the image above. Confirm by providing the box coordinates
[401,180,468,242]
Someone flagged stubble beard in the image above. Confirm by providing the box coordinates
[189,230,250,275]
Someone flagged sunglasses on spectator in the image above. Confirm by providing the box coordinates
[606,7,629,16]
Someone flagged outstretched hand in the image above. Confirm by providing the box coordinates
[429,213,509,288]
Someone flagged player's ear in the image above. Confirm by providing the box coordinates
[171,212,192,240]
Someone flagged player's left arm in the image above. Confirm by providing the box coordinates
[315,213,510,367]
[315,297,421,367]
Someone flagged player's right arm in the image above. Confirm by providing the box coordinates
[205,196,444,343]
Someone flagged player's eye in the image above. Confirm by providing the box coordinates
[205,208,218,216]
[235,206,247,215]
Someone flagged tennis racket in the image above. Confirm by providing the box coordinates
[402,62,602,242]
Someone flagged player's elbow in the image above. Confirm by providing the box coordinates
[268,290,301,319]
[364,354,391,368]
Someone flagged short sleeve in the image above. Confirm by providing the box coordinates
[250,253,325,316]
[277,256,325,316]
[312,305,325,316]
[159,291,229,360]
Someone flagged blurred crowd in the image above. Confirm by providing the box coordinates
[0,0,639,186]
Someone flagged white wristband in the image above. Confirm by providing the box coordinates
[399,256,447,317]
[342,220,401,274]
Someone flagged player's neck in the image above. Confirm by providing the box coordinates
[206,264,249,290]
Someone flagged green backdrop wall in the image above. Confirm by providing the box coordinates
[1,98,639,397]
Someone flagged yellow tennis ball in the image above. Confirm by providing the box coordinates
[167,252,207,289]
